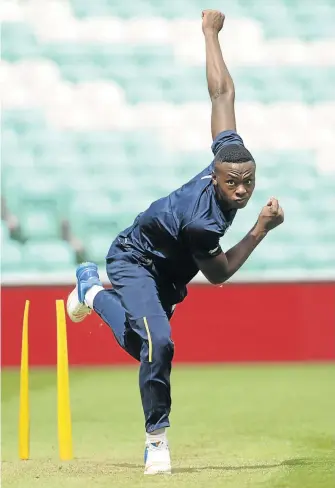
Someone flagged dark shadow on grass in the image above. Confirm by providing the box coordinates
[110,458,315,474]
[2,457,321,478]
[174,458,315,474]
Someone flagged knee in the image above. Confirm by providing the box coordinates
[152,334,174,361]
[138,315,174,363]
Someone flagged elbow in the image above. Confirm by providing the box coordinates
[210,87,235,102]
[209,76,235,100]
[207,274,228,285]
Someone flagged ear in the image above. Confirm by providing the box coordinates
[212,171,218,186]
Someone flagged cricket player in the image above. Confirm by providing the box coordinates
[67,10,284,475]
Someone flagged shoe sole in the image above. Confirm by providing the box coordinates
[66,287,91,323]
[144,470,172,475]
[144,465,172,475]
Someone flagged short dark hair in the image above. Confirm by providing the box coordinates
[214,144,255,164]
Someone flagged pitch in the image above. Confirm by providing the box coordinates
[2,364,335,488]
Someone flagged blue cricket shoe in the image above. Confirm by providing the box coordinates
[67,262,102,323]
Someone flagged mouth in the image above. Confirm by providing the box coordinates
[233,198,248,207]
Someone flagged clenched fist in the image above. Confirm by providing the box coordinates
[202,9,225,34]
[257,198,284,233]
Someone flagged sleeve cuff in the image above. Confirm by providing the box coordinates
[211,130,244,155]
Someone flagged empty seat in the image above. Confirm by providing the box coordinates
[20,209,60,241]
[23,240,75,271]
[1,240,23,271]
[1,221,10,246]
[4,173,67,218]
[85,235,112,264]
[300,244,335,270]
[2,22,40,61]
[245,242,303,272]
[2,109,46,134]
[69,193,118,239]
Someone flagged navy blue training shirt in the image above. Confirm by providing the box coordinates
[108,130,245,288]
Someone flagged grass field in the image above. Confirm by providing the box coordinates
[2,364,335,488]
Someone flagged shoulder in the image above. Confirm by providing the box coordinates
[183,215,224,238]
[171,169,213,221]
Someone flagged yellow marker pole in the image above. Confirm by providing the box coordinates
[19,300,30,460]
[56,300,73,461]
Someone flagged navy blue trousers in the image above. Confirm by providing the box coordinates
[93,240,176,433]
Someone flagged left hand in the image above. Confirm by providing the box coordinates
[256,197,284,233]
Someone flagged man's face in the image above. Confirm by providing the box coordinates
[212,161,256,209]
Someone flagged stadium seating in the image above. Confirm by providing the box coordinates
[1,240,23,272]
[23,240,76,271]
[1,0,335,278]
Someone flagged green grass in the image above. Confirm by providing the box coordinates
[2,364,335,488]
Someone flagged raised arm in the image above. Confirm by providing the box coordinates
[202,10,236,140]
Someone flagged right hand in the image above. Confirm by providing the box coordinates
[202,9,225,35]
[256,198,284,233]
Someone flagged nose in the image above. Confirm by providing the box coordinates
[235,185,247,197]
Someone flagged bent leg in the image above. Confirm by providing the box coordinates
[93,288,142,361]
[93,288,126,348]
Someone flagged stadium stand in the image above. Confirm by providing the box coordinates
[1,0,335,279]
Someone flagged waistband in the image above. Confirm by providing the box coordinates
[106,236,153,267]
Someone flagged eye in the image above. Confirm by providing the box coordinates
[226,180,235,187]
[245,179,253,185]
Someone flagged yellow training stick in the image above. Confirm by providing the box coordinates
[19,300,30,460]
[56,300,73,461]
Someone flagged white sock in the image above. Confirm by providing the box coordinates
[84,285,104,308]
[146,428,166,443]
